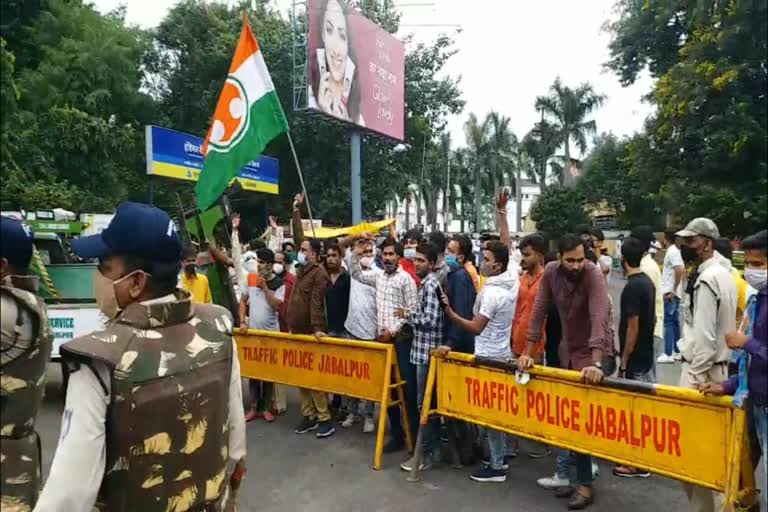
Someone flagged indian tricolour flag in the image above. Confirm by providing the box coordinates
[195,16,288,211]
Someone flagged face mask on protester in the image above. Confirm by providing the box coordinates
[445,254,460,270]
[244,260,258,274]
[360,256,374,268]
[296,252,307,266]
[745,268,767,291]
[479,262,496,277]
[94,269,143,319]
[273,263,285,275]
[681,245,698,264]
[403,248,416,260]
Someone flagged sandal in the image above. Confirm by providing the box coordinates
[613,465,651,478]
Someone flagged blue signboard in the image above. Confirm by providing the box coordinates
[145,125,279,194]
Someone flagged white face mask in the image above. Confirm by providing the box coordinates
[403,248,417,260]
[93,269,143,319]
[273,263,284,275]
[360,256,374,268]
[745,268,767,291]
[244,260,258,274]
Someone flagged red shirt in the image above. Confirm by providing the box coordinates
[399,258,421,287]
[512,268,545,358]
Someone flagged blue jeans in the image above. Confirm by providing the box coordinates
[754,403,768,510]
[416,362,439,460]
[628,367,656,384]
[556,449,594,486]
[663,296,681,356]
[487,428,508,471]
[387,337,419,447]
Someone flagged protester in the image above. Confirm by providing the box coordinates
[512,233,547,361]
[590,229,612,281]
[445,235,477,354]
[288,194,334,438]
[440,240,518,483]
[239,248,285,423]
[350,237,418,453]
[715,237,751,323]
[36,202,246,512]
[339,237,380,433]
[180,244,212,304]
[659,231,685,363]
[612,236,656,478]
[519,233,615,510]
[1,217,53,511]
[676,218,736,511]
[428,231,450,288]
[701,229,767,512]
[615,233,625,270]
[400,228,422,287]
[397,242,445,472]
[631,226,664,374]
[324,242,351,337]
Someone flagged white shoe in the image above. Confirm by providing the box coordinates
[592,462,600,478]
[363,416,375,433]
[341,413,357,428]
[537,474,570,489]
[656,354,674,364]
[673,353,682,362]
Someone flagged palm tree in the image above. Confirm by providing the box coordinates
[486,111,518,198]
[464,113,490,232]
[535,77,605,185]
[522,117,560,187]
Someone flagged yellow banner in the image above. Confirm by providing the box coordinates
[236,331,389,402]
[435,355,736,491]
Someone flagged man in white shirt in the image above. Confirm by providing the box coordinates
[676,218,736,512]
[631,226,664,375]
[340,239,381,433]
[441,240,518,484]
[659,231,685,363]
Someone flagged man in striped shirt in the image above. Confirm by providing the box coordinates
[350,238,418,453]
[396,242,445,471]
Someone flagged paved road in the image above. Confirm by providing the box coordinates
[35,273,761,512]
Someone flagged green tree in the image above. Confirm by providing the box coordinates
[535,77,605,186]
[528,185,590,238]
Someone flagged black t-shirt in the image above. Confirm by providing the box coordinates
[619,272,656,373]
[325,270,351,333]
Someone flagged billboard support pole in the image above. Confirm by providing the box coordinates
[351,131,362,224]
[287,133,317,238]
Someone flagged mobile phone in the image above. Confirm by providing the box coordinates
[436,283,447,306]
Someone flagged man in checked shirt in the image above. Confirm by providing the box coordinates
[395,242,445,472]
[350,237,418,454]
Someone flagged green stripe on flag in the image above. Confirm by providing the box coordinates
[195,90,288,211]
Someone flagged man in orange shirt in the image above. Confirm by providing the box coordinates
[511,233,550,459]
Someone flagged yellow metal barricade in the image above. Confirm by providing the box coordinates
[236,330,413,469]
[410,352,754,510]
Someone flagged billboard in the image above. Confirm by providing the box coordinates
[307,0,405,141]
[145,125,279,194]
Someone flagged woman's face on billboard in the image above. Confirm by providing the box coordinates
[322,0,349,83]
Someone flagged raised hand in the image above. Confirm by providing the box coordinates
[231,213,241,230]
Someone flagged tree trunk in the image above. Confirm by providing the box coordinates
[473,167,482,232]
[430,186,438,232]
[562,136,570,186]
[405,193,411,229]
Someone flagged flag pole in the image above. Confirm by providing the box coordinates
[286,132,317,239]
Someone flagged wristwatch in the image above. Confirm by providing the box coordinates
[593,361,604,373]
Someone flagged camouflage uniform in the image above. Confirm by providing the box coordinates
[42,290,243,512]
[0,275,53,512]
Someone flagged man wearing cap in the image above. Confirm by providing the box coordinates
[35,202,246,512]
[1,217,54,511]
[675,217,736,512]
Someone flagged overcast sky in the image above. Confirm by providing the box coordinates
[93,0,655,156]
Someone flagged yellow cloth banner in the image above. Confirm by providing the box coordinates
[303,218,395,239]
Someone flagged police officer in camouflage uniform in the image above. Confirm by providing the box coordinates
[1,217,53,512]
[35,202,246,512]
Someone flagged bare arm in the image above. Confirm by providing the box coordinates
[620,315,639,373]
[445,305,490,336]
[496,190,511,247]
[262,284,284,310]
[349,251,378,287]
[673,265,685,292]
[291,194,305,248]
[239,294,248,330]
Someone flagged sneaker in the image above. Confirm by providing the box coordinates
[673,352,682,362]
[656,354,674,364]
[400,455,432,472]
[341,413,358,428]
[294,417,318,434]
[480,456,511,470]
[383,438,405,453]
[537,473,570,489]
[613,466,651,478]
[316,421,335,438]
[469,466,507,483]
[363,416,375,433]
[528,447,552,459]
